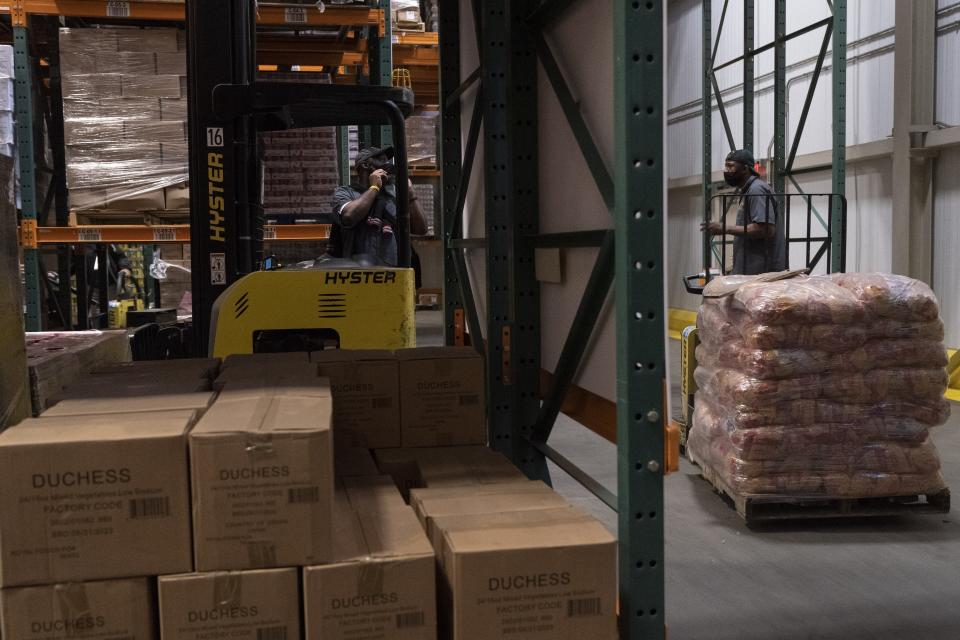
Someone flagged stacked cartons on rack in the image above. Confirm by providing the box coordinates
[259,72,342,218]
[0,46,18,207]
[24,330,131,415]
[60,27,188,213]
[407,111,438,168]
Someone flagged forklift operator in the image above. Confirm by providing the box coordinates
[330,147,428,266]
[701,149,786,275]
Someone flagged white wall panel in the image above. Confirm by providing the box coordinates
[667,0,899,182]
[934,147,960,347]
[540,0,614,234]
[937,26,960,125]
[458,0,487,334]
[537,0,615,399]
[668,0,703,109]
[666,187,704,311]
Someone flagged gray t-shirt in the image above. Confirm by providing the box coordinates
[331,185,398,266]
[732,177,786,275]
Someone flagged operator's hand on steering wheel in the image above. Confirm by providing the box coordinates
[370,169,389,189]
[700,221,724,236]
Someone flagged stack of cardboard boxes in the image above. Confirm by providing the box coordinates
[0,45,17,206]
[24,330,131,415]
[407,112,439,168]
[0,347,617,640]
[259,72,342,219]
[60,26,189,212]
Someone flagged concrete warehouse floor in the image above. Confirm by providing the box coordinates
[415,310,960,640]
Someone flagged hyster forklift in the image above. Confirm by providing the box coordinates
[186,1,417,358]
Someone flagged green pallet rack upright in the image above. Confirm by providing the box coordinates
[438,0,668,637]
[11,2,43,331]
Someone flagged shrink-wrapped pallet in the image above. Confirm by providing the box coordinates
[688,273,950,499]
[60,27,188,211]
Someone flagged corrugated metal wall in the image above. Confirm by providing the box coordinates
[451,0,960,404]
[934,148,960,348]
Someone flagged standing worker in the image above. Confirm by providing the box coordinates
[701,149,786,275]
[329,147,427,266]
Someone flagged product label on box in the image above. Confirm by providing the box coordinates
[471,588,604,637]
[12,477,174,561]
[200,466,321,567]
[322,602,427,639]
[174,613,291,640]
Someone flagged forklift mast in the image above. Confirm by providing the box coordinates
[185,0,414,356]
[186,0,262,356]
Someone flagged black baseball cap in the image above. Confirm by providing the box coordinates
[355,146,394,167]
[726,149,759,175]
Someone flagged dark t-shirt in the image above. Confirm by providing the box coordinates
[331,185,398,266]
[732,177,787,275]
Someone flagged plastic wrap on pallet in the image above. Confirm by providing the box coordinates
[60,27,187,210]
[258,72,342,217]
[689,272,951,499]
[412,182,435,236]
[406,112,438,167]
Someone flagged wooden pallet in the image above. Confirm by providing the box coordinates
[688,448,951,522]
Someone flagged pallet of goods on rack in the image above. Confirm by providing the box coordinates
[1,1,384,29]
[25,223,330,245]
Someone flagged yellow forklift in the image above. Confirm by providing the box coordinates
[186,2,417,358]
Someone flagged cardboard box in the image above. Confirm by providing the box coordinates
[117,28,178,53]
[0,411,196,586]
[41,371,215,417]
[114,51,157,74]
[335,448,381,478]
[214,359,322,395]
[397,347,485,447]
[0,578,155,640]
[154,52,186,76]
[92,357,220,382]
[122,75,182,99]
[62,74,123,100]
[164,184,190,209]
[159,569,300,640]
[222,352,311,369]
[434,507,617,640]
[42,392,214,418]
[64,121,124,143]
[374,446,526,501]
[303,476,435,640]
[190,392,334,571]
[410,481,567,546]
[160,97,188,120]
[125,120,186,143]
[312,350,400,449]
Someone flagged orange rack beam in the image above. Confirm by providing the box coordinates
[1,1,383,28]
[28,224,330,245]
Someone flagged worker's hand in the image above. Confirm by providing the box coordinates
[700,221,725,236]
[370,169,389,189]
